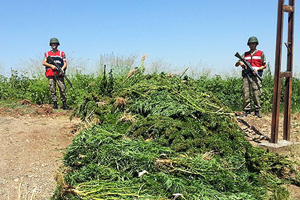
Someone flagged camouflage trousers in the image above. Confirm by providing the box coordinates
[48,76,66,102]
[242,75,262,112]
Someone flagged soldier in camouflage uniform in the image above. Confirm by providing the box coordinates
[42,38,70,110]
[235,36,266,118]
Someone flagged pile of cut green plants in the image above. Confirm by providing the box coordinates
[52,69,300,200]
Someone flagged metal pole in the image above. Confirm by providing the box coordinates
[283,0,295,140]
[271,0,284,143]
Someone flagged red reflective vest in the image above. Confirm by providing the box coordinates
[44,50,66,77]
[244,50,263,70]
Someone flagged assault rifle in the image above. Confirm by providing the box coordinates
[47,56,73,87]
[234,52,262,81]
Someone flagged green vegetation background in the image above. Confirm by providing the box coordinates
[1,64,300,113]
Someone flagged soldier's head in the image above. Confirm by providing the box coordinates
[49,38,60,50]
[247,36,259,50]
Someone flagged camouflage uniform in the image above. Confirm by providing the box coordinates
[236,37,267,118]
[242,75,262,112]
[44,50,67,103]
[241,50,266,113]
[43,38,70,110]
[48,76,66,102]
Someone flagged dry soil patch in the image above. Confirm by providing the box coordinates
[0,103,80,200]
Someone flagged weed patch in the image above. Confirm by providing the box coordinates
[52,70,300,200]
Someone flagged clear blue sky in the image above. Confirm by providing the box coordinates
[0,0,299,76]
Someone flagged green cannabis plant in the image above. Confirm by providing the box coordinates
[52,65,300,200]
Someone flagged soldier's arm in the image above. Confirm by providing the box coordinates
[235,53,246,68]
[259,52,267,70]
[62,52,67,71]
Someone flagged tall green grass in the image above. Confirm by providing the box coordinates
[1,55,300,112]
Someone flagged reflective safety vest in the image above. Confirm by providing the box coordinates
[242,50,264,77]
[44,50,66,77]
[244,50,263,69]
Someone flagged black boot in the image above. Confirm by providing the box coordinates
[240,110,251,117]
[62,101,71,110]
[255,110,262,118]
[53,101,58,109]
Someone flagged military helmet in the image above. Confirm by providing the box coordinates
[247,36,259,45]
[49,38,60,46]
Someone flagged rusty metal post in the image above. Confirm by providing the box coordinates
[271,0,284,143]
[271,0,295,143]
[283,0,295,140]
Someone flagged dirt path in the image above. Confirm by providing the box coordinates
[0,103,80,200]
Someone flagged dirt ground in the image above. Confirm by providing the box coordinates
[0,101,80,200]
[0,101,300,199]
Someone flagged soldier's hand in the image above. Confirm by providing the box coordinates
[51,65,57,70]
[240,62,246,69]
[253,69,258,75]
